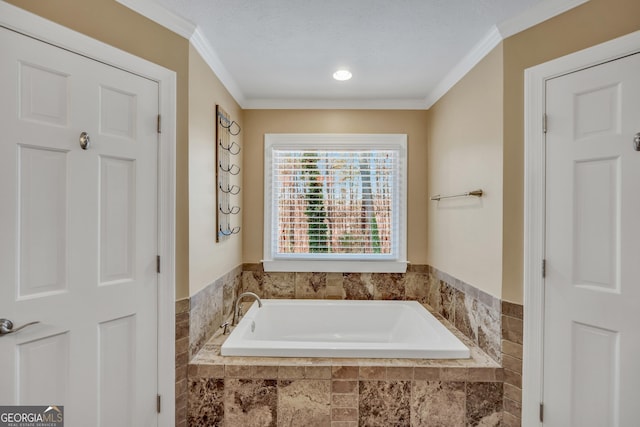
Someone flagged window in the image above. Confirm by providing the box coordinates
[264,134,407,272]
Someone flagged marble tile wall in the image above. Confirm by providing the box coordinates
[428,267,502,364]
[188,363,504,426]
[179,263,509,425]
[175,298,190,427]
[501,301,524,427]
[242,263,502,363]
[189,265,243,358]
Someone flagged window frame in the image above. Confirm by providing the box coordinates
[263,133,408,273]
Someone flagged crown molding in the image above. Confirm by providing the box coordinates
[115,0,196,39]
[424,25,502,109]
[243,97,428,110]
[498,0,590,39]
[424,0,589,109]
[118,0,590,110]
[117,0,247,106]
[116,0,196,39]
[190,28,246,107]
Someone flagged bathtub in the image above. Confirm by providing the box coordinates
[220,299,470,359]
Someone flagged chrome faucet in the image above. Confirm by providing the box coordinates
[232,292,262,326]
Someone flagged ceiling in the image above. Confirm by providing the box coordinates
[122,0,587,108]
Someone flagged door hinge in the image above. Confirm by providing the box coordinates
[542,259,546,278]
[156,255,161,274]
[157,394,161,413]
[157,114,162,134]
[539,402,544,422]
[542,113,547,134]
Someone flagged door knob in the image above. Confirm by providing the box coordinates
[634,132,640,151]
[79,131,91,150]
[0,318,40,335]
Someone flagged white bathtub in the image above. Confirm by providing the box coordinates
[220,299,470,359]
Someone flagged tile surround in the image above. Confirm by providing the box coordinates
[188,329,503,426]
[179,263,515,426]
[501,301,524,426]
[175,298,190,427]
[224,379,278,427]
[466,382,504,426]
[241,264,502,364]
[278,379,331,426]
[188,377,224,426]
[189,265,242,358]
[359,380,412,426]
[411,381,466,426]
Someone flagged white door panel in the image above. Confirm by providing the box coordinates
[18,332,70,404]
[0,27,159,426]
[544,52,640,426]
[18,145,70,297]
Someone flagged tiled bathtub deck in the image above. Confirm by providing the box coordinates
[188,309,504,426]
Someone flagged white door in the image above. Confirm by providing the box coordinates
[543,52,640,426]
[0,27,159,426]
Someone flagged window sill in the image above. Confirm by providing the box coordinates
[262,260,409,273]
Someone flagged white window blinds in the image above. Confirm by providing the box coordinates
[264,134,407,272]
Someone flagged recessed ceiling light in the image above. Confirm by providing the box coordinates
[333,69,352,81]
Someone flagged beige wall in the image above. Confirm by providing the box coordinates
[242,110,429,264]
[425,0,640,303]
[6,0,191,299]
[188,45,243,296]
[501,0,640,303]
[427,45,504,298]
[12,0,640,304]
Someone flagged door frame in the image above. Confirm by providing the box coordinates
[0,2,177,425]
[523,30,640,425]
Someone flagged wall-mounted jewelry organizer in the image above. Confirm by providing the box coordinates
[216,105,241,242]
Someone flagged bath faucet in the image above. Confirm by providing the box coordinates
[220,321,230,335]
[232,292,262,326]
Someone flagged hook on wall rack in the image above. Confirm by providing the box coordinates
[219,183,241,195]
[219,204,241,215]
[219,161,240,175]
[219,140,241,155]
[218,115,241,135]
[219,225,241,236]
